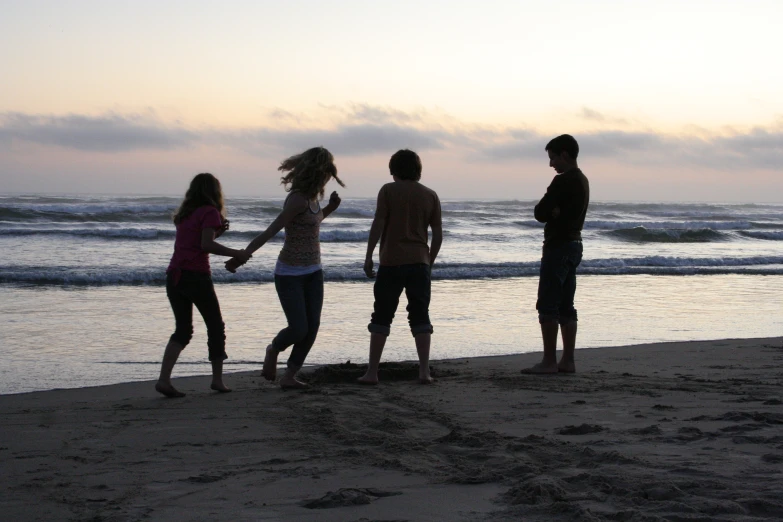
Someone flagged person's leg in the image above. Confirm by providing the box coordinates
[280,270,324,389]
[405,264,435,383]
[558,321,577,372]
[266,275,309,381]
[558,242,582,373]
[414,333,433,384]
[524,246,565,374]
[191,275,230,392]
[359,266,404,384]
[156,340,187,397]
[529,322,559,373]
[359,332,389,385]
[156,275,194,397]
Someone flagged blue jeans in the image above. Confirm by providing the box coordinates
[272,270,324,369]
[368,264,433,337]
[536,241,583,324]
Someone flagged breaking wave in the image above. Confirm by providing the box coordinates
[3,255,782,286]
[605,227,730,243]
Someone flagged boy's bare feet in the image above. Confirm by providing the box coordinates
[262,344,278,381]
[357,373,379,385]
[210,381,232,393]
[418,365,434,384]
[521,362,559,374]
[557,359,576,373]
[155,381,186,398]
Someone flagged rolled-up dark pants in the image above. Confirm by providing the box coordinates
[272,270,324,369]
[368,263,433,337]
[536,240,583,324]
[166,270,227,361]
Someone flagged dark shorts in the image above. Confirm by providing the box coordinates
[368,263,433,337]
[536,240,583,324]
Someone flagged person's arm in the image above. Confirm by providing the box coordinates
[321,191,341,219]
[534,177,561,222]
[429,223,442,267]
[201,228,249,260]
[213,219,229,239]
[429,196,443,267]
[363,216,385,278]
[364,188,387,278]
[225,194,308,273]
[245,193,307,254]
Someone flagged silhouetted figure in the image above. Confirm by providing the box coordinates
[523,135,590,374]
[226,147,344,389]
[358,150,443,385]
[156,173,251,397]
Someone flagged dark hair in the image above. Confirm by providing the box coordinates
[389,149,422,181]
[279,146,345,200]
[545,134,579,160]
[173,173,226,224]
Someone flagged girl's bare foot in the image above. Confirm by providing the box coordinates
[418,376,435,384]
[357,373,379,385]
[262,344,278,381]
[279,376,309,390]
[210,381,232,393]
[155,381,185,398]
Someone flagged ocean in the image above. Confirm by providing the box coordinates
[1,195,782,394]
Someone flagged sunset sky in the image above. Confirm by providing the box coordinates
[1,0,782,201]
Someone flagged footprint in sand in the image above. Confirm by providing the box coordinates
[301,488,402,509]
[558,424,605,435]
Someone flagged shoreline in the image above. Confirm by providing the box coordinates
[1,335,779,397]
[2,337,782,520]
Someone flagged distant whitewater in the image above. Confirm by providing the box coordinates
[1,195,782,286]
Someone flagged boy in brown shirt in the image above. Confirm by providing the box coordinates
[358,150,443,384]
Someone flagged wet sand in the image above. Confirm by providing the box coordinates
[1,337,782,521]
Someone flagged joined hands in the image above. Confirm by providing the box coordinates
[225,250,252,273]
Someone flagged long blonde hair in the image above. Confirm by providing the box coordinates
[279,147,345,200]
[173,173,226,224]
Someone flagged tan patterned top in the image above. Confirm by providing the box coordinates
[278,194,323,267]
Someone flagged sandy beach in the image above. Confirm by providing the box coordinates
[1,337,782,521]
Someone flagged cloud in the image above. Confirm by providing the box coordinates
[230,123,446,156]
[0,112,197,152]
[0,110,445,156]
[475,127,783,170]
[579,107,629,126]
[2,107,782,170]
[319,103,428,126]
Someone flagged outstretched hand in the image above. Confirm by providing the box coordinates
[364,257,376,279]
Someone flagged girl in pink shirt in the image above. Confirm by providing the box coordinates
[155,173,251,398]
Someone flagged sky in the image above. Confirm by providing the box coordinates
[1,0,782,201]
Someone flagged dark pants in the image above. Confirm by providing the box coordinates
[368,263,433,337]
[536,240,583,324]
[167,270,227,361]
[272,270,324,369]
